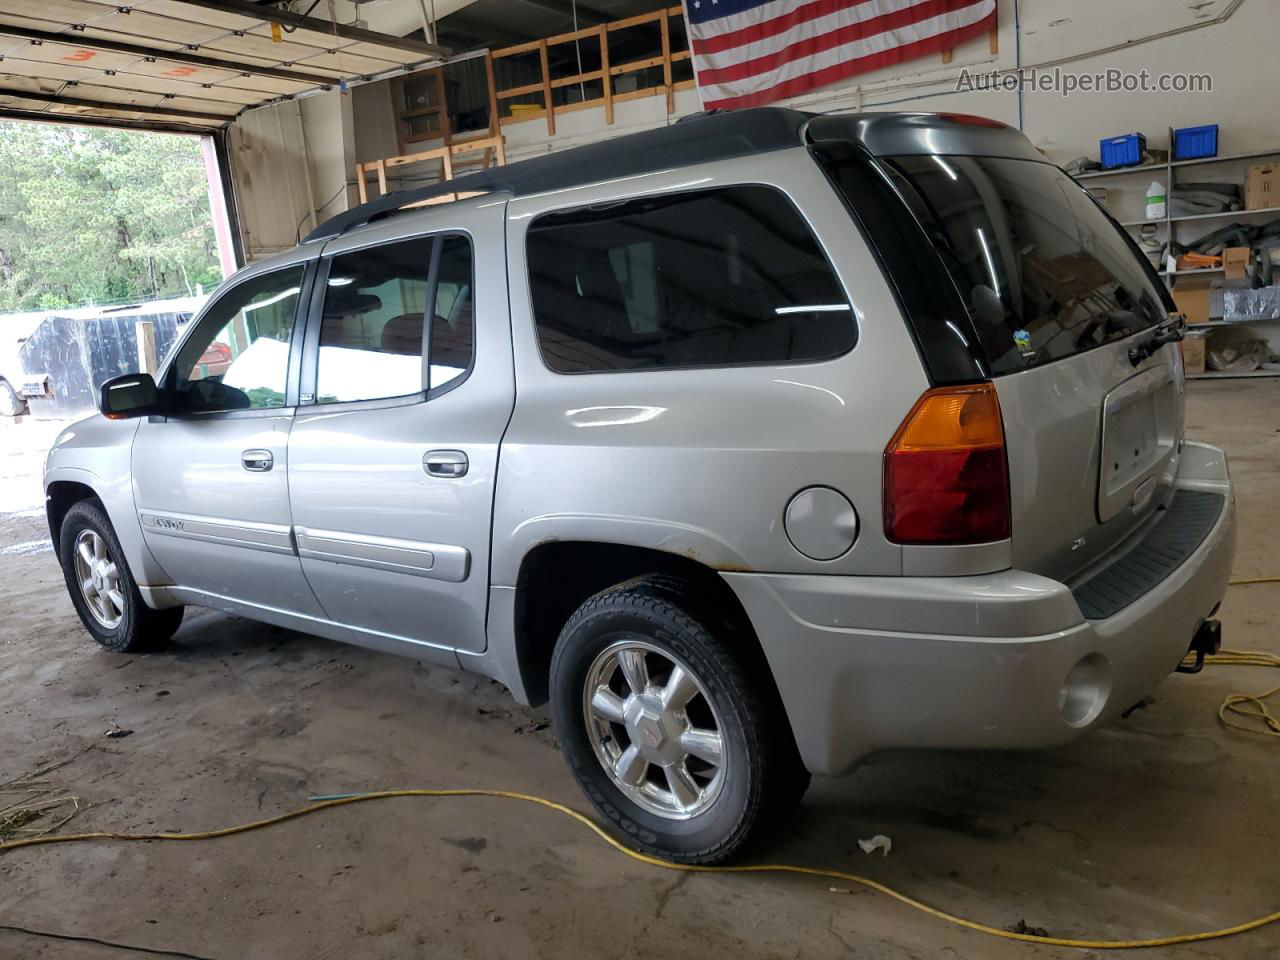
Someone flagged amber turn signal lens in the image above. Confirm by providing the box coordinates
[883,382,1010,545]
[887,382,1005,452]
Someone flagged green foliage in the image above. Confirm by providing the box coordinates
[0,122,223,311]
[244,386,286,408]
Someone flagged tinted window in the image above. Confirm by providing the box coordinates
[317,237,432,404]
[315,234,474,404]
[172,266,303,412]
[881,155,1165,375]
[526,185,854,373]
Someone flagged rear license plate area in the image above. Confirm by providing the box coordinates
[1098,367,1177,522]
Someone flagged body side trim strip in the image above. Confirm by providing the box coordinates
[139,511,295,555]
[295,526,470,582]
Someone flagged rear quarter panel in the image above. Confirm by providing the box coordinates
[492,148,929,583]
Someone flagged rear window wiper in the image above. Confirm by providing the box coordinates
[1128,314,1186,366]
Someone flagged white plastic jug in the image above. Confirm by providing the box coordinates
[1145,181,1167,220]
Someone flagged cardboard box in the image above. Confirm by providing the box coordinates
[1245,163,1277,210]
[1171,275,1214,326]
[1223,246,1251,281]
[1180,333,1207,375]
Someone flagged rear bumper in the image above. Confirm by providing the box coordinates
[724,441,1235,776]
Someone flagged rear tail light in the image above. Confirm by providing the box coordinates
[883,382,1010,545]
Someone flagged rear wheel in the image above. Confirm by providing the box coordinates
[550,577,807,864]
[59,500,184,653]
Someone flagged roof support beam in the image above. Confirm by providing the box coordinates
[0,23,340,86]
[168,0,450,58]
[0,87,232,123]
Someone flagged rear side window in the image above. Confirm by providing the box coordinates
[315,234,474,404]
[526,185,854,373]
[880,155,1166,375]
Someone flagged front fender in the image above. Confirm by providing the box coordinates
[44,418,169,588]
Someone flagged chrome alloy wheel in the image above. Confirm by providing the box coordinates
[583,638,727,820]
[72,529,125,629]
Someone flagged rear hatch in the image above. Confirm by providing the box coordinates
[877,153,1183,582]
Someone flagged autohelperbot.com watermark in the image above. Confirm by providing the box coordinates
[956,67,1212,96]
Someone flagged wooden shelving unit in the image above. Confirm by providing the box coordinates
[390,69,449,155]
[489,6,693,136]
[353,134,507,205]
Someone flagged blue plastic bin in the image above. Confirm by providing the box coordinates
[1099,133,1146,169]
[1173,124,1218,160]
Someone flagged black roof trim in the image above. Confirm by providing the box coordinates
[305,108,1044,244]
[806,112,1047,164]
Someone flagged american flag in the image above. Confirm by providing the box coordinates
[683,0,998,110]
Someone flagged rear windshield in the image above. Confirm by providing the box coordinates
[880,155,1167,375]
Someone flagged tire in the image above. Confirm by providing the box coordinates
[59,499,184,653]
[0,379,25,418]
[550,576,808,864]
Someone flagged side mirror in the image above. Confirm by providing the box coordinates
[99,373,160,420]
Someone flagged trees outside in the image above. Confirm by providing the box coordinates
[0,122,223,312]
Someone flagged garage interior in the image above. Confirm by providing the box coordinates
[2,0,1280,957]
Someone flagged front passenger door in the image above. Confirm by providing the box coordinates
[132,261,325,618]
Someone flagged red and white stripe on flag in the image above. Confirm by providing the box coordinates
[682,0,997,110]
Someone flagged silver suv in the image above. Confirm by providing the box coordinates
[45,109,1235,863]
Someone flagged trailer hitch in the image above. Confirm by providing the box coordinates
[1175,618,1222,674]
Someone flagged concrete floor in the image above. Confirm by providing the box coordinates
[0,381,1277,960]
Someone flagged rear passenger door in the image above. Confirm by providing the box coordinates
[285,204,513,654]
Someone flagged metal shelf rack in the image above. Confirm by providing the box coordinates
[1073,131,1279,360]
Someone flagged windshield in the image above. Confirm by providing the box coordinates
[880,155,1167,375]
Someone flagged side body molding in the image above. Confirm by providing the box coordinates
[295,526,470,582]
[139,511,295,555]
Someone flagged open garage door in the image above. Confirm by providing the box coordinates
[0,0,448,134]
[0,0,454,266]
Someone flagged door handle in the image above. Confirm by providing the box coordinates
[424,449,468,478]
[242,449,274,472]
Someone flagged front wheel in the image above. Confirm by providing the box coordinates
[59,499,184,653]
[550,577,807,864]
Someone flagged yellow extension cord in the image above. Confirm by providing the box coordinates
[1,578,1278,952]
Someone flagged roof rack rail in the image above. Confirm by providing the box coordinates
[303,180,503,243]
